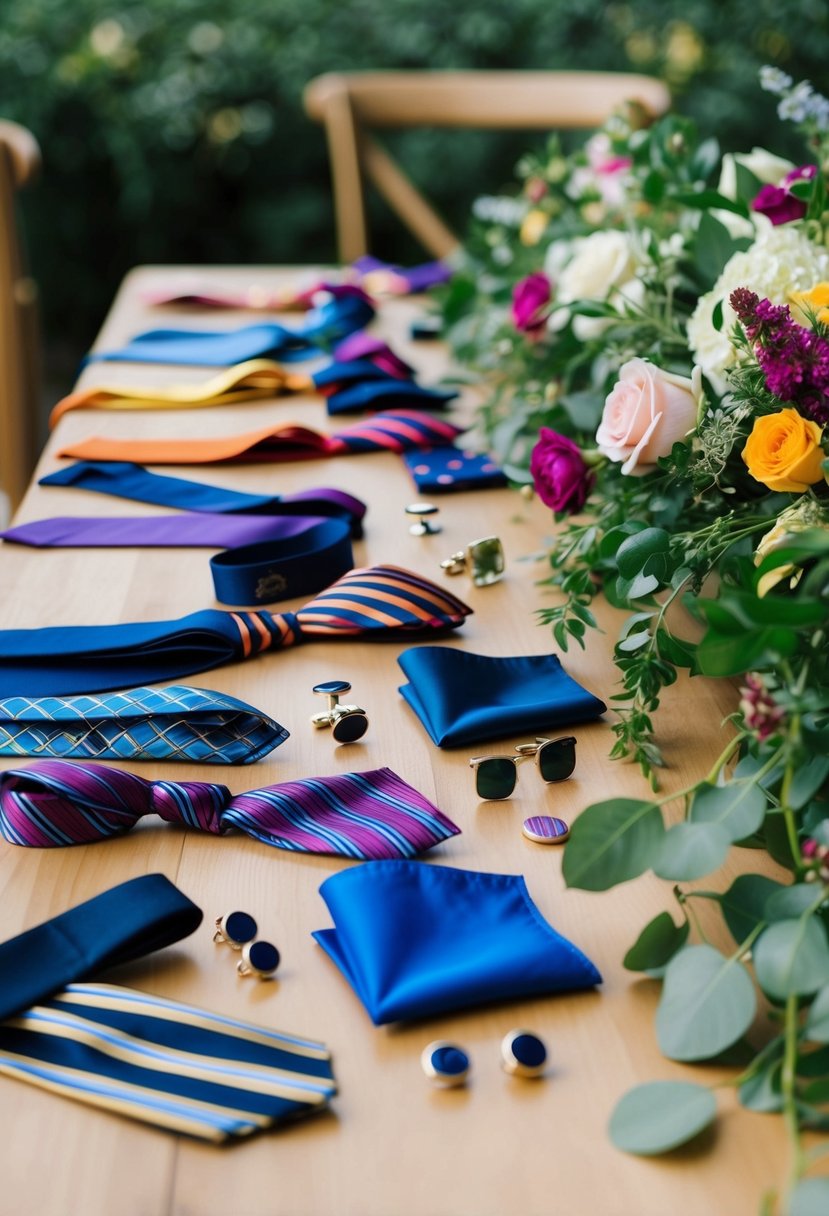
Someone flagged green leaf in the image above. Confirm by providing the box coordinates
[693,211,743,282]
[656,944,757,1061]
[616,528,672,579]
[608,1081,716,1155]
[617,629,651,653]
[765,884,821,922]
[763,811,799,872]
[754,918,829,999]
[738,1038,784,1113]
[696,625,799,677]
[623,911,690,972]
[720,874,783,945]
[653,822,731,880]
[790,1179,829,1216]
[562,797,665,891]
[689,781,768,842]
[789,757,829,810]
[654,627,697,667]
[805,984,829,1042]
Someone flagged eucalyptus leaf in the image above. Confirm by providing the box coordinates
[754,917,829,1000]
[720,873,783,945]
[738,1043,783,1113]
[623,911,690,972]
[656,944,756,1061]
[690,781,768,842]
[805,984,829,1042]
[763,811,799,872]
[790,1178,829,1216]
[764,884,821,922]
[562,797,665,891]
[608,1081,717,1155]
[616,528,672,578]
[788,757,829,810]
[653,822,731,880]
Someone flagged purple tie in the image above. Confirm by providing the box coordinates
[0,760,460,860]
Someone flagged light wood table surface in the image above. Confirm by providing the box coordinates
[0,267,797,1216]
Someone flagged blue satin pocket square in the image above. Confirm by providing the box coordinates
[397,648,606,747]
[313,860,601,1025]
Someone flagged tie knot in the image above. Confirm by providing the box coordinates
[150,780,231,834]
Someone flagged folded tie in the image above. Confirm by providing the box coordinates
[350,256,453,294]
[333,333,414,377]
[85,292,374,366]
[0,685,289,764]
[403,446,508,493]
[0,760,460,860]
[58,410,465,466]
[313,861,601,1024]
[0,564,473,696]
[3,513,355,606]
[40,462,366,533]
[49,354,453,427]
[0,876,336,1140]
[397,648,607,747]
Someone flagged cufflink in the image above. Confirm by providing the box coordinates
[237,939,281,980]
[522,815,571,845]
[311,679,369,743]
[421,1040,470,1087]
[213,910,258,949]
[500,1029,547,1078]
[440,536,505,587]
[405,501,442,536]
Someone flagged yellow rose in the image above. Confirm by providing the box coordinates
[520,209,548,247]
[742,408,826,492]
[789,282,829,326]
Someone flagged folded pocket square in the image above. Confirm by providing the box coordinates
[397,648,606,747]
[313,860,601,1024]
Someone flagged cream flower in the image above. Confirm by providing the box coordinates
[754,498,829,597]
[717,147,796,199]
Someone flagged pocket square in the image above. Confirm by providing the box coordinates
[313,860,601,1024]
[397,648,606,747]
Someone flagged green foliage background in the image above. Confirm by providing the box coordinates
[1,0,828,369]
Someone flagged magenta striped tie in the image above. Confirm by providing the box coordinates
[0,760,459,860]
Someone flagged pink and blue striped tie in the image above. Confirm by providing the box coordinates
[0,760,460,860]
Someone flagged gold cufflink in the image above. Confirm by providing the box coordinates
[237,939,281,980]
[440,536,505,587]
[213,911,258,949]
[405,501,442,536]
[500,1029,547,1078]
[311,679,369,743]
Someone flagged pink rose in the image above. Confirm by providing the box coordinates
[529,428,594,514]
[511,272,552,340]
[596,359,702,475]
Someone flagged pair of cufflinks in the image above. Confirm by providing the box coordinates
[214,910,280,980]
[406,502,505,589]
[421,1030,548,1087]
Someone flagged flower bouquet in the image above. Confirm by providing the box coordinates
[442,69,829,1212]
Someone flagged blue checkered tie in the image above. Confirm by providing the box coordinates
[0,685,288,764]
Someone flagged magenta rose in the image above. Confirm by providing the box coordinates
[530,428,594,514]
[751,165,817,226]
[511,272,552,339]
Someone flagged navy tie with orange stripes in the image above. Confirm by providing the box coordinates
[0,565,473,696]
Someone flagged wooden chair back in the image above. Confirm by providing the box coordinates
[0,119,41,513]
[304,70,671,262]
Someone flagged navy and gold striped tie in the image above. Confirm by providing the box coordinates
[0,983,336,1142]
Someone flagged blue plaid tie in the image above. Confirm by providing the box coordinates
[0,685,288,764]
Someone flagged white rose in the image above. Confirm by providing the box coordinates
[717,148,796,199]
[558,230,639,302]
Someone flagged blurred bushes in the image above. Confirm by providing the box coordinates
[1,0,828,358]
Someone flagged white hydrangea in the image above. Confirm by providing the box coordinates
[687,225,829,393]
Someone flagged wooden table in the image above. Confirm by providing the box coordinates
[0,268,794,1216]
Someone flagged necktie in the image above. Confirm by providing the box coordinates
[0,983,337,1141]
[351,256,453,294]
[57,410,465,466]
[39,462,366,533]
[0,760,460,860]
[139,275,352,310]
[49,354,451,427]
[0,875,336,1140]
[85,292,374,366]
[0,685,289,764]
[403,446,508,493]
[0,563,473,695]
[333,333,413,377]
[3,513,355,606]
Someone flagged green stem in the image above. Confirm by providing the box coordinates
[779,721,803,872]
[781,993,806,1200]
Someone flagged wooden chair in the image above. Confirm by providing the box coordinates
[303,71,671,263]
[0,119,41,513]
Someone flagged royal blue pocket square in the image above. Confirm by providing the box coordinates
[313,860,601,1025]
[397,648,606,747]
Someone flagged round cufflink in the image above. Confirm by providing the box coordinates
[406,501,442,536]
[501,1029,547,1078]
[310,679,369,743]
[213,910,258,950]
[522,815,570,845]
[421,1040,470,1087]
[237,939,281,980]
[440,536,505,587]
